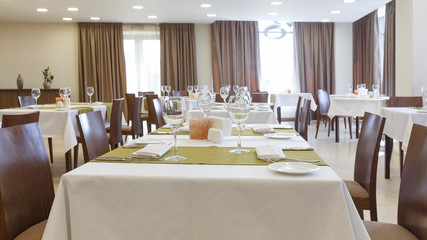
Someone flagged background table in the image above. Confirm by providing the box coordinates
[273,93,317,112]
[187,109,278,124]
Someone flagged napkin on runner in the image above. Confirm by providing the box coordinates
[256,145,286,160]
[131,144,171,159]
[252,125,277,134]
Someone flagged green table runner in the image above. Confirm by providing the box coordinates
[150,127,297,136]
[39,106,94,114]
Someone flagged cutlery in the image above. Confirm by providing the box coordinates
[260,157,320,164]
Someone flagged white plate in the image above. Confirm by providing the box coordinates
[268,162,320,175]
[264,132,297,139]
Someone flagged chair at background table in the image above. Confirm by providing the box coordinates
[17,95,54,163]
[137,92,153,132]
[344,112,386,221]
[389,96,423,176]
[294,96,303,133]
[0,122,55,240]
[146,94,159,132]
[76,111,110,163]
[152,98,166,128]
[137,91,155,98]
[297,98,311,141]
[122,96,143,139]
[251,92,269,103]
[215,93,232,103]
[172,90,187,96]
[363,124,427,239]
[107,99,124,149]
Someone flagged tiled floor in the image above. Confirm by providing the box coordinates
[48,118,402,224]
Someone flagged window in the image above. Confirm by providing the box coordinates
[123,24,160,94]
[258,21,295,93]
[378,6,386,83]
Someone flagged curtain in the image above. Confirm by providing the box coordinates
[160,23,197,91]
[211,21,260,93]
[293,22,335,99]
[353,11,381,91]
[383,0,396,97]
[78,23,127,104]
[123,24,160,94]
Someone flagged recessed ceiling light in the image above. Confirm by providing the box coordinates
[320,19,331,22]
[270,1,282,6]
[132,6,144,10]
[62,17,72,21]
[67,7,79,12]
[207,14,216,17]
[331,10,341,14]
[343,0,356,3]
[200,3,211,8]
[268,12,278,16]
[148,15,157,19]
[36,8,48,12]
[90,17,100,21]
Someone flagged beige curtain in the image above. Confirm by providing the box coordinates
[383,0,396,97]
[211,21,260,92]
[353,11,381,91]
[160,23,197,91]
[78,23,127,104]
[293,22,335,99]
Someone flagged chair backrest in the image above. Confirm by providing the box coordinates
[131,97,143,136]
[251,92,269,103]
[109,98,124,149]
[354,112,386,197]
[317,89,330,115]
[0,122,54,240]
[153,98,166,128]
[146,94,159,131]
[298,98,311,140]
[17,96,35,107]
[389,96,423,108]
[294,96,303,132]
[137,91,155,97]
[398,124,427,238]
[125,93,135,124]
[172,90,187,97]
[76,111,110,163]
[1,111,40,128]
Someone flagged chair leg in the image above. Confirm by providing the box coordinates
[48,137,53,163]
[315,118,321,139]
[348,117,352,139]
[147,121,152,133]
[73,144,79,169]
[327,118,331,137]
[399,142,404,177]
[370,205,378,221]
[358,209,364,220]
[344,117,347,129]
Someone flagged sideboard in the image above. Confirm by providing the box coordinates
[0,89,59,109]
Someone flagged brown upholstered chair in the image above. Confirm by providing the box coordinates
[0,122,55,240]
[76,111,110,163]
[125,93,135,126]
[297,98,311,141]
[122,96,143,139]
[389,96,423,176]
[106,98,124,149]
[137,92,154,134]
[137,91,155,97]
[363,123,427,240]
[293,96,303,133]
[251,92,269,103]
[1,111,40,128]
[344,112,386,221]
[152,98,166,128]
[172,90,187,97]
[146,94,159,132]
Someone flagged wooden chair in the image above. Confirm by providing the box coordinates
[76,111,110,163]
[389,96,423,176]
[137,91,155,97]
[1,111,40,128]
[344,112,386,221]
[172,90,187,97]
[251,92,269,103]
[17,96,54,163]
[152,98,166,128]
[297,98,311,141]
[294,96,303,134]
[122,96,143,139]
[107,98,124,149]
[146,94,159,132]
[363,123,427,239]
[125,93,135,126]
[0,122,55,240]
[137,92,154,134]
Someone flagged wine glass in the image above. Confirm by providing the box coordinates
[227,95,250,154]
[161,85,166,97]
[187,86,193,96]
[162,97,186,161]
[87,86,94,103]
[347,83,353,94]
[197,91,214,117]
[372,83,379,98]
[59,88,67,101]
[233,84,239,94]
[165,85,171,96]
[421,87,427,109]
[66,87,72,99]
[194,85,199,93]
[31,88,41,109]
[220,86,230,103]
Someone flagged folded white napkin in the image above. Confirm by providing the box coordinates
[207,116,232,136]
[132,138,165,145]
[177,126,190,132]
[131,144,171,158]
[256,145,286,160]
[208,128,224,144]
[252,125,276,134]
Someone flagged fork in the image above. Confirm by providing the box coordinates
[260,157,320,164]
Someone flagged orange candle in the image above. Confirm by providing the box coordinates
[56,97,63,103]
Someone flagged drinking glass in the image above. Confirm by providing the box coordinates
[194,85,200,93]
[31,88,41,109]
[220,86,230,103]
[187,86,193,96]
[233,84,239,94]
[227,95,250,154]
[422,87,427,108]
[347,83,353,94]
[166,85,171,96]
[59,88,67,101]
[197,91,214,117]
[162,97,186,161]
[66,87,72,99]
[87,86,94,103]
[161,85,166,97]
[372,83,379,98]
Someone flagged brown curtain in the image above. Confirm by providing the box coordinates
[293,22,335,99]
[160,23,197,91]
[78,23,127,104]
[211,21,260,92]
[383,0,396,97]
[353,11,381,91]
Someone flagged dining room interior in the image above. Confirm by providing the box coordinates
[1,0,427,239]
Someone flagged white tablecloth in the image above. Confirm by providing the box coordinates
[273,93,317,112]
[0,104,107,153]
[328,96,388,118]
[381,107,427,150]
[187,109,278,124]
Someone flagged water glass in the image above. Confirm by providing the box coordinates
[31,88,41,109]
[197,91,214,117]
[161,85,166,97]
[162,97,186,161]
[220,86,230,103]
[187,86,193,96]
[227,95,250,154]
[166,85,171,96]
[87,86,94,103]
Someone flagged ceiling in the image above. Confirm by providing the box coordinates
[0,0,391,24]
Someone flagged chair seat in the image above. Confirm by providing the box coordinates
[363,220,418,240]
[122,125,132,134]
[344,180,369,199]
[141,113,149,121]
[15,220,47,240]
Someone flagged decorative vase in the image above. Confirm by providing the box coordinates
[43,82,51,89]
[16,74,23,89]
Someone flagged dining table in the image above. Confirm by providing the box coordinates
[42,124,369,240]
[272,93,317,124]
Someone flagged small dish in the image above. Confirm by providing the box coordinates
[268,162,320,175]
[264,132,297,139]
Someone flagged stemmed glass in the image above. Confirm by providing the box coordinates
[59,88,67,101]
[347,83,353,94]
[187,86,193,96]
[162,97,186,161]
[233,84,239,94]
[87,86,94,103]
[194,85,199,93]
[227,95,250,154]
[220,86,230,103]
[31,88,41,109]
[161,85,166,97]
[372,83,379,98]
[421,87,427,109]
[165,85,171,96]
[66,87,72,99]
[197,91,214,117]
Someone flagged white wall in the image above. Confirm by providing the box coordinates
[194,24,212,87]
[412,0,427,96]
[334,23,353,95]
[0,22,79,100]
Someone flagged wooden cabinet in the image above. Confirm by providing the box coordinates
[0,89,60,109]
